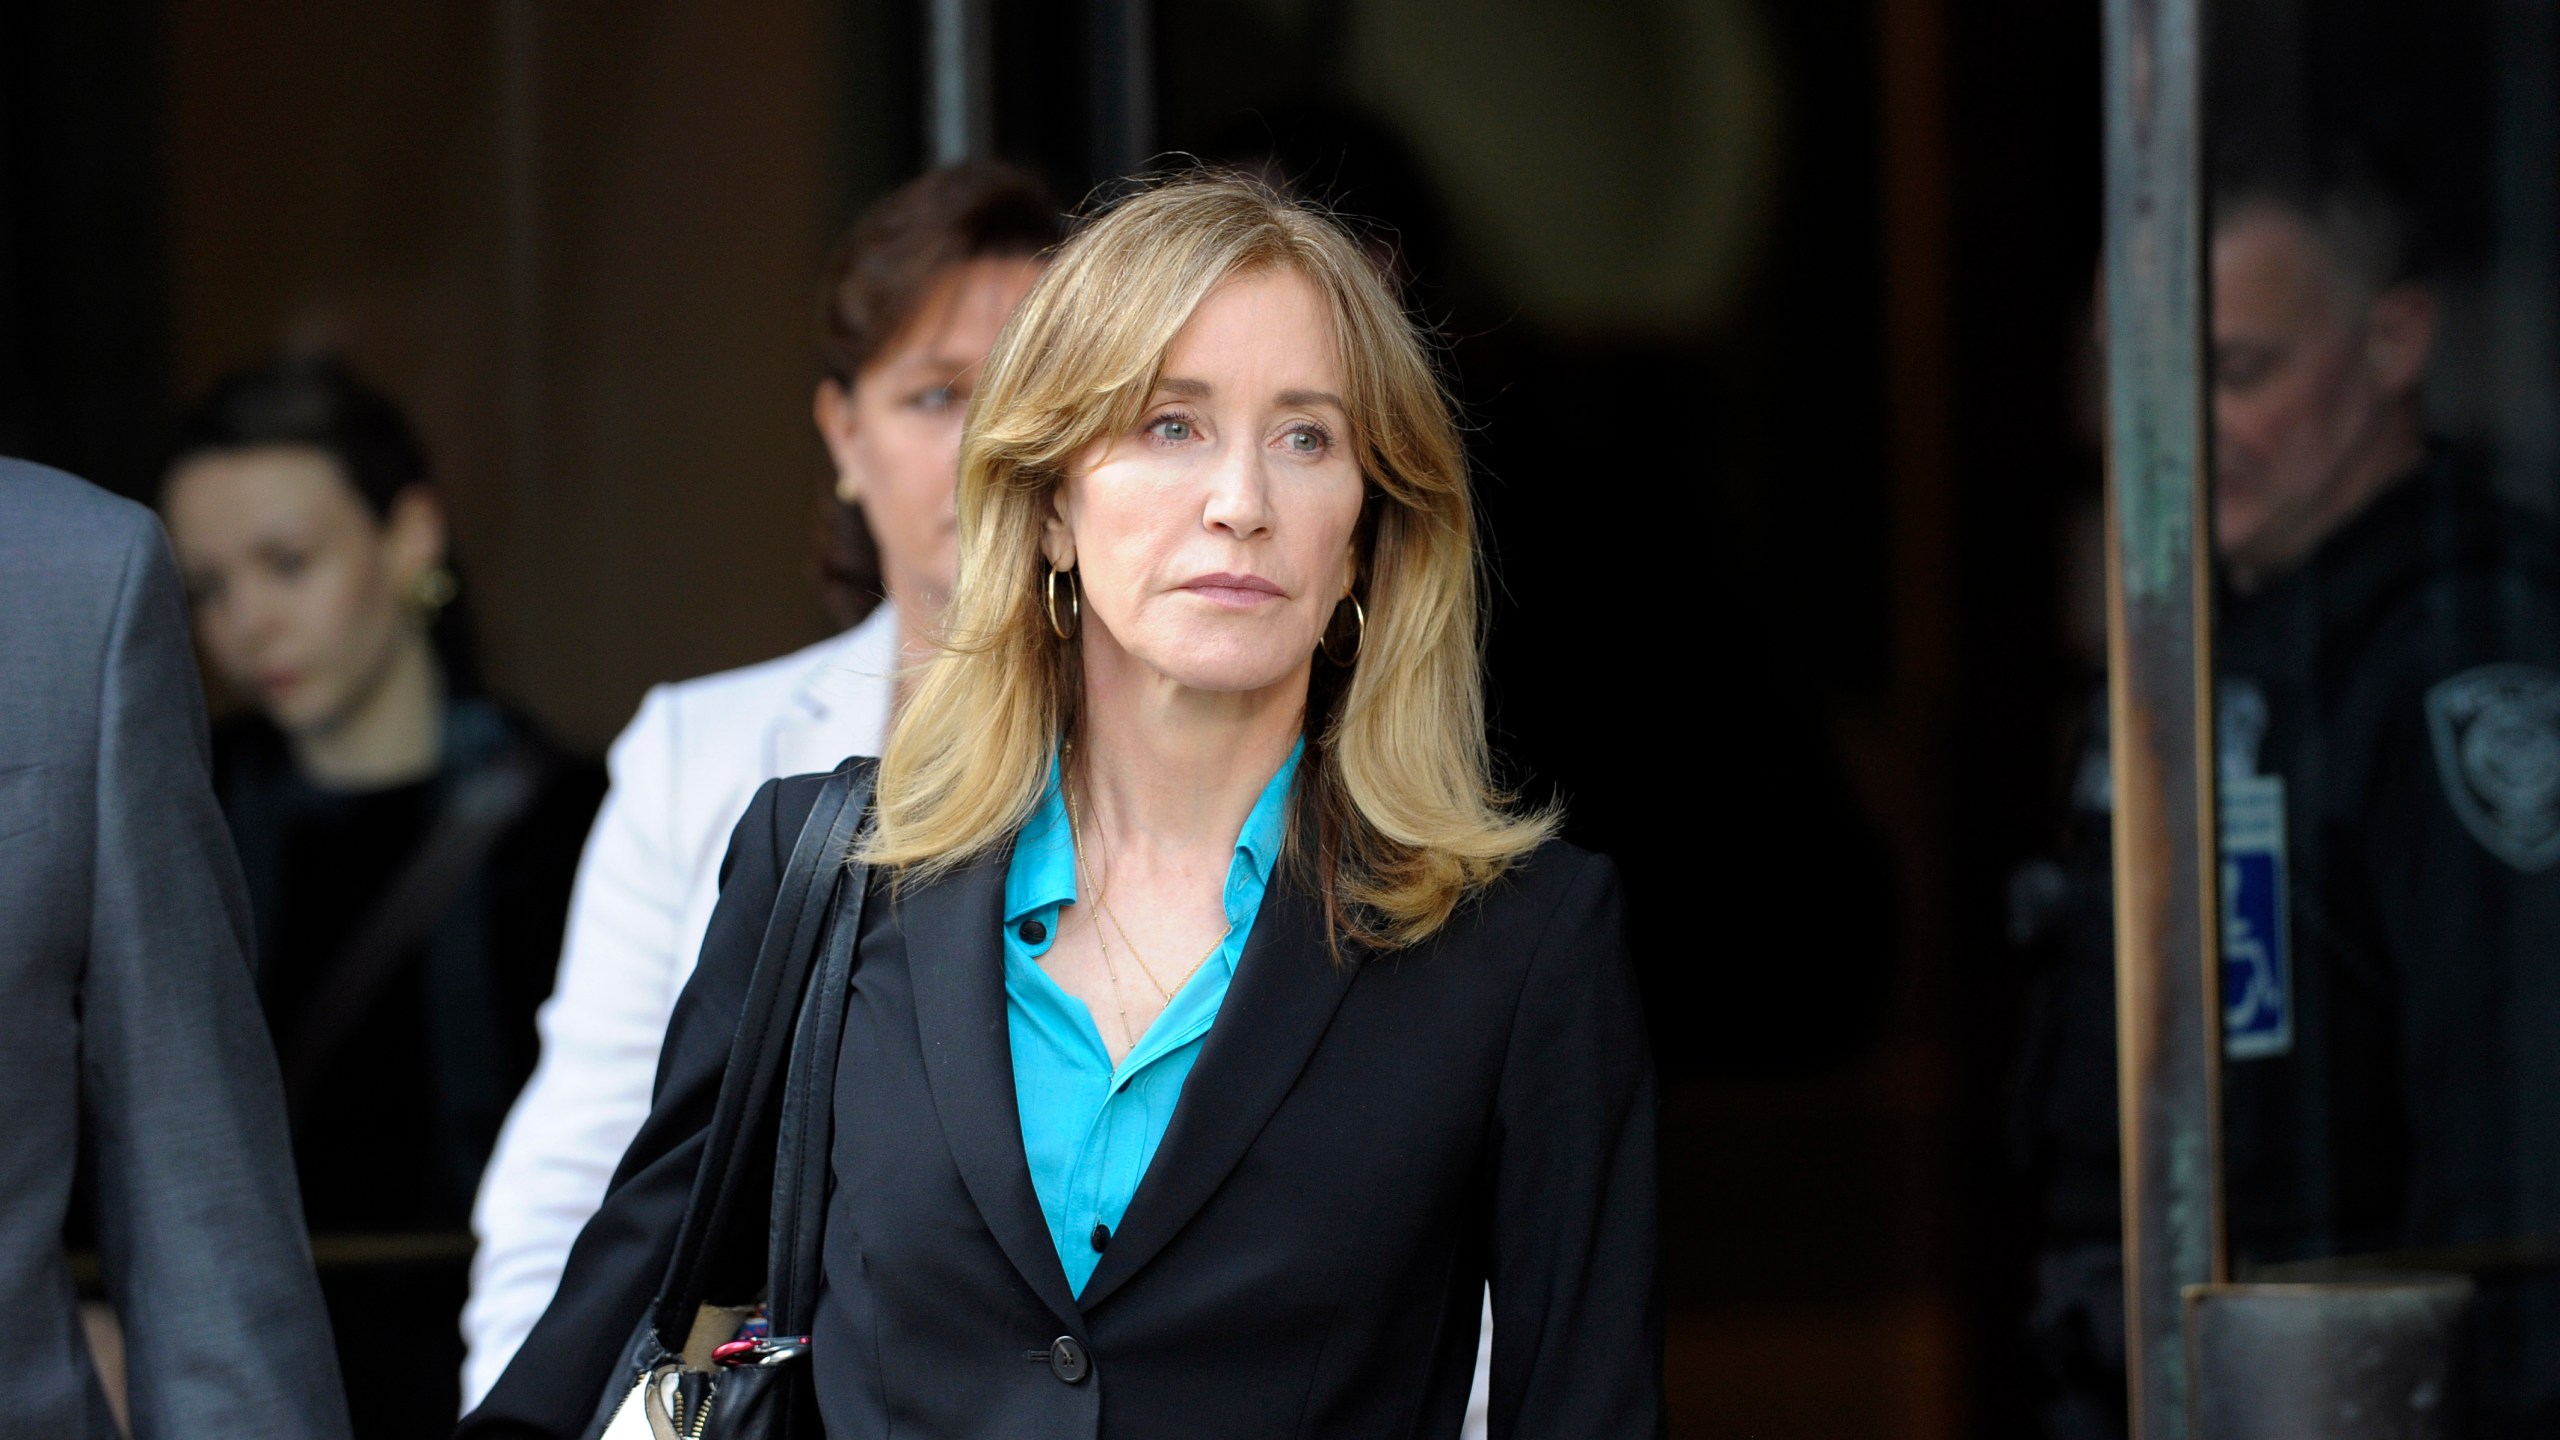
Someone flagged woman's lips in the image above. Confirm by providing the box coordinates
[1181,573,1287,607]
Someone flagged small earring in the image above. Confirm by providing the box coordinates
[411,566,458,617]
[1319,593,1365,667]
[1045,566,1080,640]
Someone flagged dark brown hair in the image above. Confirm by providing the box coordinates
[817,160,1063,386]
[170,352,427,518]
[815,161,1062,625]
[166,352,484,694]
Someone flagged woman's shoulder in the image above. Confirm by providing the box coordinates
[681,771,854,1034]
[1488,834,1618,904]
[468,698,606,815]
[1401,837,1641,1059]
[712,763,877,886]
[763,767,847,838]
[1435,835,1623,955]
[638,617,895,748]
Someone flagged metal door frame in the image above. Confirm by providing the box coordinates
[2101,0,2226,1434]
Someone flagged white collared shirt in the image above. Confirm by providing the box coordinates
[460,605,899,1407]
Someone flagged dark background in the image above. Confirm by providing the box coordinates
[1,1,2120,1433]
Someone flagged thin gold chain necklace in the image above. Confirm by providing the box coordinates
[1099,891,1230,1003]
[1061,746,1234,1039]
[1061,763,1140,1055]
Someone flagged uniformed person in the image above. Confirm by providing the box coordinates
[2016,161,2560,1437]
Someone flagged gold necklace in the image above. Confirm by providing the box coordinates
[1061,745,1233,1033]
[1062,766,1140,1055]
[1099,892,1231,1003]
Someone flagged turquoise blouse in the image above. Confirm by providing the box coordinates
[1000,739,1301,1296]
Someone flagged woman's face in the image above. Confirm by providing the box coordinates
[162,445,442,736]
[1048,266,1367,698]
[817,255,1045,616]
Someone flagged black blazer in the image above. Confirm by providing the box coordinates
[462,772,1662,1439]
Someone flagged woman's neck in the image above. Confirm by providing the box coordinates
[292,633,445,791]
[1072,650,1305,877]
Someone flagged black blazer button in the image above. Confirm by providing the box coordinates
[1090,1223,1111,1252]
[1018,918,1048,945]
[1047,1335,1091,1384]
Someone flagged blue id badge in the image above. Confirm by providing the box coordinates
[2219,772,2293,1060]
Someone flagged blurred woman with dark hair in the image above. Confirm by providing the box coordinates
[158,352,605,1440]
[459,159,1061,1407]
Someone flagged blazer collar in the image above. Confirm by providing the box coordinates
[1074,873,1354,1311]
[898,843,1088,1332]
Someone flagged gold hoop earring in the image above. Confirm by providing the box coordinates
[1045,566,1080,640]
[1320,593,1365,667]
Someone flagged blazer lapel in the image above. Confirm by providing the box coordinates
[767,621,895,780]
[898,850,1087,1332]
[1074,878,1354,1311]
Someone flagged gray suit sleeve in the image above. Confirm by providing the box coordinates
[79,517,353,1440]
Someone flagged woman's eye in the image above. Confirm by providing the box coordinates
[1149,416,1194,443]
[1283,426,1329,455]
[269,550,310,580]
[912,385,958,412]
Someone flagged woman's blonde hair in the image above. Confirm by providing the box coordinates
[861,170,1552,949]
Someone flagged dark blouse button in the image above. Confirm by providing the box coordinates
[1046,1335,1091,1384]
[1090,1222,1111,1252]
[1018,918,1048,945]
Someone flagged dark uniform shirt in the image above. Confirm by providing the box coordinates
[2016,445,2560,1437]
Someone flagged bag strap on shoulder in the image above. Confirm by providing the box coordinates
[649,757,877,1348]
[765,794,873,1335]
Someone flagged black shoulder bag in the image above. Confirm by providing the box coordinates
[591,757,877,1440]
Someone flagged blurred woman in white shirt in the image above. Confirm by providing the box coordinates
[459,161,1059,1406]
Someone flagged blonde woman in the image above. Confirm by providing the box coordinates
[463,173,1661,1439]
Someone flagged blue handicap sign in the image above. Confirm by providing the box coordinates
[2219,773,2292,1060]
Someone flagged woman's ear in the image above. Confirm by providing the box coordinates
[814,379,865,504]
[383,485,448,602]
[1039,481,1077,571]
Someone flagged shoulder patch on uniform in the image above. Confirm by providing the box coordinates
[2426,663,2560,873]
